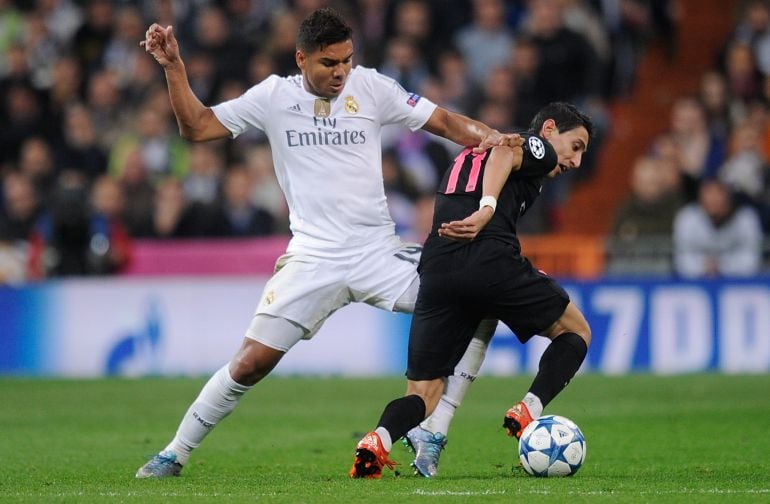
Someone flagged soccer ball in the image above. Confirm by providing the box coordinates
[518,415,586,477]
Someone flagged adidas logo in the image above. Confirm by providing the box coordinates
[288,103,301,112]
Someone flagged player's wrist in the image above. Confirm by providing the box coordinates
[479,195,497,213]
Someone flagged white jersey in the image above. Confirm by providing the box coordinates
[212,66,437,255]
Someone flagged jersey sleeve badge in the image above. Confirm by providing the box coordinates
[528,136,546,159]
[407,93,421,107]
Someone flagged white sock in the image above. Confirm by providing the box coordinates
[420,322,494,435]
[374,427,393,452]
[522,392,543,419]
[164,364,251,465]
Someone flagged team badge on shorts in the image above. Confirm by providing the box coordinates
[345,95,359,114]
[528,136,545,159]
[264,290,275,305]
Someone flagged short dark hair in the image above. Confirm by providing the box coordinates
[529,102,594,139]
[296,8,353,53]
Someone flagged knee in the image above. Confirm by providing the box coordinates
[229,340,284,386]
[576,322,592,347]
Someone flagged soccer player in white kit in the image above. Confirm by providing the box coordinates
[136,8,517,478]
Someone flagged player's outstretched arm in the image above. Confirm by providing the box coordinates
[141,24,229,142]
[438,146,522,242]
[421,107,523,153]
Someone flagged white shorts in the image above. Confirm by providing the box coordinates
[245,235,422,350]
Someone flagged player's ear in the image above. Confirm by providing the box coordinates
[295,50,306,71]
[540,118,557,139]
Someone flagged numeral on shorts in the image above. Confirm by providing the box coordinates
[394,245,422,265]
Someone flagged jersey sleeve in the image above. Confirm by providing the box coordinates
[365,68,437,130]
[211,75,279,138]
[515,134,558,177]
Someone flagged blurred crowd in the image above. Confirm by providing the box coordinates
[609,0,770,278]
[0,0,683,282]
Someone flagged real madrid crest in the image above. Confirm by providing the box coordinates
[314,98,331,118]
[344,95,359,114]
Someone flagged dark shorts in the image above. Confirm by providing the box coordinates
[407,241,569,381]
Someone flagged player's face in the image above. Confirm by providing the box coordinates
[543,124,590,178]
[296,40,354,99]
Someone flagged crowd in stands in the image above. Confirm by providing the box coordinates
[7,0,763,283]
[609,0,770,279]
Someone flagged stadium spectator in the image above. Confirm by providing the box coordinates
[431,47,474,115]
[85,70,126,150]
[509,35,541,129]
[386,0,440,70]
[382,148,421,235]
[36,0,82,46]
[607,155,684,276]
[1,83,48,165]
[102,5,145,89]
[242,144,288,229]
[667,96,727,201]
[26,170,130,280]
[521,0,602,110]
[612,155,685,241]
[723,41,763,104]
[211,166,274,237]
[149,176,219,238]
[134,8,515,479]
[467,65,517,128]
[379,36,430,92]
[453,0,514,86]
[54,103,108,183]
[725,0,770,77]
[717,116,770,231]
[352,0,389,66]
[17,136,56,202]
[108,104,190,184]
[698,70,735,140]
[673,178,763,278]
[182,143,223,205]
[0,1,24,59]
[115,147,155,238]
[46,55,84,123]
[0,171,41,244]
[719,117,768,201]
[72,0,113,74]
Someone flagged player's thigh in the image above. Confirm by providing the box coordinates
[244,313,309,353]
[494,260,570,342]
[254,253,350,340]
[350,238,422,313]
[407,275,481,380]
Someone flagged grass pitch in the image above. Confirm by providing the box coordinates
[1,374,768,503]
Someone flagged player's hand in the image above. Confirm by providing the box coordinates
[473,132,524,154]
[140,24,180,68]
[438,207,494,242]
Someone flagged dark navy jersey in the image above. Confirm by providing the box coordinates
[421,133,557,265]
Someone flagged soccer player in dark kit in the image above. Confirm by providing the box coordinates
[350,102,595,479]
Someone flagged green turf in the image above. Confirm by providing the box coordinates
[1,374,768,503]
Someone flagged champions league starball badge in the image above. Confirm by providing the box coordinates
[528,136,546,159]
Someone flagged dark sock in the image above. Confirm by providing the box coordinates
[376,395,426,442]
[529,332,588,408]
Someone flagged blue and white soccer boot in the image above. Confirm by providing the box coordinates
[403,426,447,478]
[135,450,183,478]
